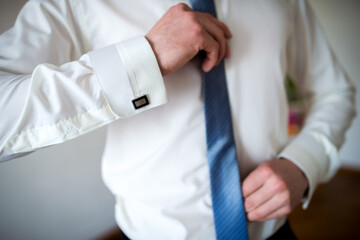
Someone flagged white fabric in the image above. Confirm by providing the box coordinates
[0,0,355,239]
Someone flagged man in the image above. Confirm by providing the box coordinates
[0,0,355,239]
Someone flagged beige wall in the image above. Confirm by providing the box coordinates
[0,0,359,239]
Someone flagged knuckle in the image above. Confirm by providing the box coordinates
[283,190,291,201]
[251,210,263,220]
[278,191,290,205]
[272,177,286,193]
[214,26,225,37]
[283,205,291,215]
[173,3,187,11]
[242,182,250,196]
[190,22,203,37]
[197,38,206,49]
[184,11,197,23]
[183,14,202,37]
[247,212,256,221]
[203,12,213,19]
[259,165,273,178]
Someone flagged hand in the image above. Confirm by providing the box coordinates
[145,3,232,76]
[242,158,308,222]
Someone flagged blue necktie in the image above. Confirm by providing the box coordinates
[189,1,248,239]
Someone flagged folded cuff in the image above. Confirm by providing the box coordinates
[278,132,328,208]
[89,36,167,118]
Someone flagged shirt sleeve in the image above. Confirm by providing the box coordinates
[0,0,167,162]
[278,0,356,208]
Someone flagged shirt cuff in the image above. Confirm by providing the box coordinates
[88,36,167,118]
[278,132,330,209]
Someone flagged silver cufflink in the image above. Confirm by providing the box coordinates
[132,95,149,109]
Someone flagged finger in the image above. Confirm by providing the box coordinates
[201,12,232,38]
[244,183,273,212]
[242,163,273,198]
[257,205,292,222]
[244,173,287,212]
[199,14,227,65]
[208,17,232,59]
[212,18,232,38]
[201,33,219,72]
[247,190,290,222]
[225,41,230,58]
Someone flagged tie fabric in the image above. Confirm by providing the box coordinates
[189,0,249,239]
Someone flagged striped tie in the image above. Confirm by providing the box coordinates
[190,0,249,239]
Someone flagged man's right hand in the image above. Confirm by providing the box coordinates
[145,3,232,76]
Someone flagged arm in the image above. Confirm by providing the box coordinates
[242,0,356,221]
[0,2,231,161]
[0,1,166,161]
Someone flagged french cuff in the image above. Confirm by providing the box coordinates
[277,132,328,209]
[88,36,167,118]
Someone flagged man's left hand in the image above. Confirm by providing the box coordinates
[242,158,308,222]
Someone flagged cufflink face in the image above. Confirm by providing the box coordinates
[132,95,149,109]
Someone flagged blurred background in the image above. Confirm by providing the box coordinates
[0,0,359,239]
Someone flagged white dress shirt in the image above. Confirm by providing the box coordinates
[0,0,355,239]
